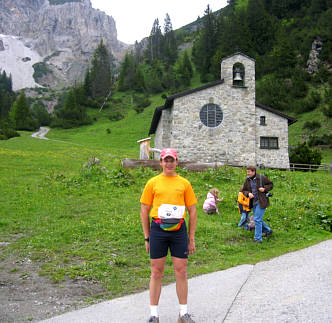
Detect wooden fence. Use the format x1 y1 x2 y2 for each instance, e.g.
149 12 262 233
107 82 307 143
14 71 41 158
289 163 329 173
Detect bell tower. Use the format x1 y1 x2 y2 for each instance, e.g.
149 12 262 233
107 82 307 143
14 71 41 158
220 52 255 93
220 52 257 165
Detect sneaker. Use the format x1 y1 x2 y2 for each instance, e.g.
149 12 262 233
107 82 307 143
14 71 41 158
178 313 195 323
147 316 159 323
253 239 262 243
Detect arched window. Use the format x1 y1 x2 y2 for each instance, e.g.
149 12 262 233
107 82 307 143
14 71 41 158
199 103 223 128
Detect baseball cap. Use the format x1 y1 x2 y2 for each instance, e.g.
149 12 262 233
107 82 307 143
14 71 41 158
160 148 178 160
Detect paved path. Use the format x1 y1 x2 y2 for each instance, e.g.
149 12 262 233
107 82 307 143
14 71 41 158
31 127 50 140
40 239 332 323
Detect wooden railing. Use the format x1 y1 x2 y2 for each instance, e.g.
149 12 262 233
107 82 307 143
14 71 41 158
289 163 329 172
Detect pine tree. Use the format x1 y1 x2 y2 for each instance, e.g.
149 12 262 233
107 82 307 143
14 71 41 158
0 70 12 93
31 101 51 126
192 5 217 81
162 13 177 66
145 19 163 62
133 60 145 92
134 41 144 64
54 88 91 128
10 92 36 131
83 68 92 98
247 0 275 55
0 71 15 119
269 28 296 77
118 51 145 92
118 52 134 91
90 40 115 99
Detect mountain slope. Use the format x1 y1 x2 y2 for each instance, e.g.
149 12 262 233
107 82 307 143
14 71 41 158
0 0 128 89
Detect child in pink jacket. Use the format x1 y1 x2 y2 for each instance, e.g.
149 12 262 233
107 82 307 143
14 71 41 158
203 188 223 215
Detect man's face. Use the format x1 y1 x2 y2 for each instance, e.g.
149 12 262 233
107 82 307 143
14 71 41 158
246 169 255 178
160 156 178 175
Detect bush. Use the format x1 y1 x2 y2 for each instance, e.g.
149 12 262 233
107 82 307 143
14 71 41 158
108 110 124 121
308 134 332 147
289 142 322 170
302 120 321 131
298 90 321 113
85 98 100 109
289 74 308 99
0 118 19 140
322 87 332 118
32 62 53 81
133 95 151 114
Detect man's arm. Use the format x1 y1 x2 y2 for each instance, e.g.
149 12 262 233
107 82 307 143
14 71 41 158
187 204 197 255
140 203 151 253
258 176 273 193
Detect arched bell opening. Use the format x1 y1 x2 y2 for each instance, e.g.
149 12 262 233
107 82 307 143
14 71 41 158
232 63 245 86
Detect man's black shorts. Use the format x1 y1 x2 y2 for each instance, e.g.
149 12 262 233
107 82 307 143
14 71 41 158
150 220 188 259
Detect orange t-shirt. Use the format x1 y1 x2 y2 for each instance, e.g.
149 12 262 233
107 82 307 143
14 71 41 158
140 173 198 220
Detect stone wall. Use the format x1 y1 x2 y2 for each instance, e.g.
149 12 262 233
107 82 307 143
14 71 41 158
255 107 290 169
154 108 172 155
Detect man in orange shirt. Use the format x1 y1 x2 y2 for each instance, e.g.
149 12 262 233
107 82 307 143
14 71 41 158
140 148 197 323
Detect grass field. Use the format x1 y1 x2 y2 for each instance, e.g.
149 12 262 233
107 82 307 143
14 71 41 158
0 102 331 305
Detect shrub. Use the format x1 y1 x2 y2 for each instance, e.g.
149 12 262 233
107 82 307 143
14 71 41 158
302 120 321 131
32 62 53 81
289 142 322 170
108 111 124 121
133 95 151 114
290 74 308 99
322 87 332 118
308 134 332 147
299 90 321 113
85 98 100 109
0 119 20 140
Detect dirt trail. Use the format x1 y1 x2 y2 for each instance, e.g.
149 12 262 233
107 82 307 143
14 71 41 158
0 249 106 322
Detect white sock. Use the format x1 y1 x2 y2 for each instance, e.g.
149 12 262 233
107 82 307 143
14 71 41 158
150 305 158 317
179 304 188 316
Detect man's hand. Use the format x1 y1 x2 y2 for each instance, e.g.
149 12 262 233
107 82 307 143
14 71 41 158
187 204 197 255
140 203 151 254
188 238 196 255
249 192 254 199
258 187 265 192
145 241 150 254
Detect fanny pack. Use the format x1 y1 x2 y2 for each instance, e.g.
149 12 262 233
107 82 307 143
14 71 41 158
155 204 185 231
153 218 184 231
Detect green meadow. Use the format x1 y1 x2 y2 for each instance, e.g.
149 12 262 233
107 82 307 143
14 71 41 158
0 103 331 303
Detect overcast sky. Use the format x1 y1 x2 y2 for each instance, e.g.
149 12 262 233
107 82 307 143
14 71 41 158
91 0 228 44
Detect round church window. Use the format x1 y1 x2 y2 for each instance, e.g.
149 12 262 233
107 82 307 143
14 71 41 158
199 103 223 128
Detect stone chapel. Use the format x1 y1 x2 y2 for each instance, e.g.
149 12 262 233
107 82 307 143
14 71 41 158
148 52 296 169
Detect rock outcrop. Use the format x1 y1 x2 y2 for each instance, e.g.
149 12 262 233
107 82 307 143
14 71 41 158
306 38 323 74
0 0 129 89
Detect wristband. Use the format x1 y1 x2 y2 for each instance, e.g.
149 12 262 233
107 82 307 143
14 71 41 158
144 237 150 242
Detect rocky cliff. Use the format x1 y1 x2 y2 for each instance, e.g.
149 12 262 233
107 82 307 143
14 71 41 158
0 0 128 89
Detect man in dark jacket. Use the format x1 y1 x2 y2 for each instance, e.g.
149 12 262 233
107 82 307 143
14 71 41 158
242 165 273 243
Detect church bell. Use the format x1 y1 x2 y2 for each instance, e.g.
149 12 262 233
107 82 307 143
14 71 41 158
234 69 242 81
